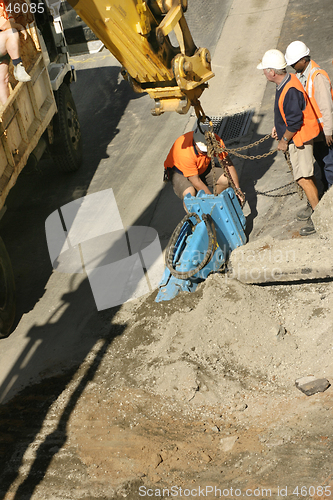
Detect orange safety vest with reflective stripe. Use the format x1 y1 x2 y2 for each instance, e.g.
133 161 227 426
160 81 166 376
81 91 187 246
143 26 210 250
305 59 333 130
278 74 320 147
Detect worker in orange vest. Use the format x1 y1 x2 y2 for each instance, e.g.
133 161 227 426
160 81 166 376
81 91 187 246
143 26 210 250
257 49 320 236
164 123 244 210
285 41 333 221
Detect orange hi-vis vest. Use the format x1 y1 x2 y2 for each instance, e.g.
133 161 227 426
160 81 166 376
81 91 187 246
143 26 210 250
278 74 320 147
164 131 227 177
305 59 333 130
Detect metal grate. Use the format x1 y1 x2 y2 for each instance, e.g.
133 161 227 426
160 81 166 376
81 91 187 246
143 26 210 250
209 110 254 142
208 116 225 135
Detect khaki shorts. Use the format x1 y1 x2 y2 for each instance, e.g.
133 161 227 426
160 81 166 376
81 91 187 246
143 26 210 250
288 140 314 181
170 163 225 199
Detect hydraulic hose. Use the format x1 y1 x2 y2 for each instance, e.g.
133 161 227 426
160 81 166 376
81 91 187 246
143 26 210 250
165 212 216 279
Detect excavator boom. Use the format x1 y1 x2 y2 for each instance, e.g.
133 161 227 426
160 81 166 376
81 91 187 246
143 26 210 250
65 0 214 115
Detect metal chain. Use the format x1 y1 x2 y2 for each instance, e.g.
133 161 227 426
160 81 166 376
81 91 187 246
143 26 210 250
205 131 246 205
255 181 298 197
212 155 217 196
205 129 304 200
206 132 277 160
220 133 278 159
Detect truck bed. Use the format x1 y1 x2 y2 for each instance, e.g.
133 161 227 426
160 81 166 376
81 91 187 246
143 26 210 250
0 26 56 211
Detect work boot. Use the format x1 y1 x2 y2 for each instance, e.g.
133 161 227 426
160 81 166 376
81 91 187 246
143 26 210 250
13 62 31 82
299 219 316 236
297 201 313 221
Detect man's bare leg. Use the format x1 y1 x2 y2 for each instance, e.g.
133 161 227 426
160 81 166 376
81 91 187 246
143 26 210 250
215 174 229 194
182 186 196 212
297 176 319 209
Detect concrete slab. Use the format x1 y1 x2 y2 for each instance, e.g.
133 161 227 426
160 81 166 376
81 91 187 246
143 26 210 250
229 234 333 284
229 153 333 285
312 187 333 238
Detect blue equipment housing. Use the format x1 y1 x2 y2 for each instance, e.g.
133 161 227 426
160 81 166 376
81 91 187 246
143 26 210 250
155 187 247 302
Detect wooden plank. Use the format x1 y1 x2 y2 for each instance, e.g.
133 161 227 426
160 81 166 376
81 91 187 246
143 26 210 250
0 96 56 208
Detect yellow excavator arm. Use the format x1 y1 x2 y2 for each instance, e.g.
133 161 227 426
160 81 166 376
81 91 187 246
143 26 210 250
66 0 214 116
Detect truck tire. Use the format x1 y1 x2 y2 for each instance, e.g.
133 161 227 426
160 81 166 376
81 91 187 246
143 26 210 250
50 83 82 172
0 237 16 338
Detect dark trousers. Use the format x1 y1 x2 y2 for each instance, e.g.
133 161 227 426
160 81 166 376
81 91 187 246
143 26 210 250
313 140 333 191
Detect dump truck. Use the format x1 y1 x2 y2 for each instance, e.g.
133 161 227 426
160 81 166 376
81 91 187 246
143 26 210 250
0 0 83 336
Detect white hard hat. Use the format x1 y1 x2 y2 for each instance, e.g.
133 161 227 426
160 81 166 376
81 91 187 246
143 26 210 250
285 41 310 66
193 123 209 153
257 49 287 70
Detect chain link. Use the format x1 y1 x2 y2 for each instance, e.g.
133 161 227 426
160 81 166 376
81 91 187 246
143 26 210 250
205 129 304 200
255 181 298 197
207 131 277 160
205 131 246 204
219 133 278 159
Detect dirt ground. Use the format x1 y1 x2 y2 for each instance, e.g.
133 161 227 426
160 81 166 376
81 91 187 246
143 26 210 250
1 271 332 499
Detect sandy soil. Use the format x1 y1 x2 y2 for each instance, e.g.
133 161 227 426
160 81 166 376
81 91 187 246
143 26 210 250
1 272 332 499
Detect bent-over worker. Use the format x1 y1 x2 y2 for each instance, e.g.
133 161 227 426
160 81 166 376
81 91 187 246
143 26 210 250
164 124 243 209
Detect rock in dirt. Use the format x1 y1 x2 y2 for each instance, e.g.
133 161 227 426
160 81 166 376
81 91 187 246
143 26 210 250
200 451 212 463
295 376 331 396
220 435 239 452
276 325 287 341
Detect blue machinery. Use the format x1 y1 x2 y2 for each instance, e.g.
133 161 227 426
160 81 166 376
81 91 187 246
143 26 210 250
155 187 247 302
